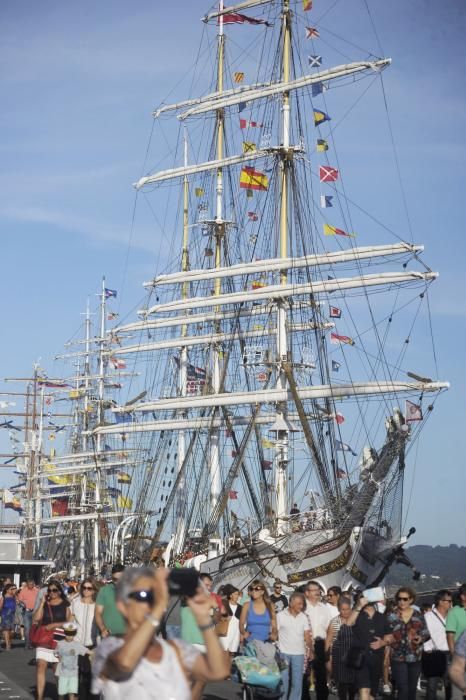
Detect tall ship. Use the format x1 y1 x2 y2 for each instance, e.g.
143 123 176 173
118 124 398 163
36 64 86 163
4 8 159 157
1 0 449 590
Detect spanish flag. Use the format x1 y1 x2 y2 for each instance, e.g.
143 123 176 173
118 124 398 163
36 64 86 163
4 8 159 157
324 224 355 238
240 167 268 191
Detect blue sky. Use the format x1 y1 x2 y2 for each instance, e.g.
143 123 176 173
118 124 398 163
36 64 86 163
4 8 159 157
0 0 464 546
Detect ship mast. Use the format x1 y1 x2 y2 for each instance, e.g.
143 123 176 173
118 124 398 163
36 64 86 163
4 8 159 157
274 0 292 532
174 130 190 555
210 0 226 523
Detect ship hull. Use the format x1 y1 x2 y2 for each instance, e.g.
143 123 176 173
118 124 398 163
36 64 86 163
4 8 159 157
199 526 397 593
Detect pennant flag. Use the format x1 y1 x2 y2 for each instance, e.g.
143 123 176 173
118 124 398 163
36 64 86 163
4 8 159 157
320 195 333 208
261 438 275 449
320 165 339 182
312 82 324 97
195 187 204 197
324 224 355 238
247 211 258 221
313 109 329 125
329 306 342 318
405 400 423 423
242 141 257 153
240 167 268 191
117 471 132 484
107 311 119 321
222 12 271 27
335 412 345 425
240 118 263 128
238 101 247 112
317 138 328 152
252 280 266 289
309 55 322 68
336 440 357 456
336 469 347 479
37 377 70 389
306 26 320 38
117 495 133 509
110 357 127 370
331 333 355 346
303 0 313 10
261 459 273 470
105 288 117 298
234 71 244 83
229 490 238 500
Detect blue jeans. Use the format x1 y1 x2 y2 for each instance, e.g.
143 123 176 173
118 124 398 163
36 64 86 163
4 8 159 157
281 653 304 700
391 660 421 700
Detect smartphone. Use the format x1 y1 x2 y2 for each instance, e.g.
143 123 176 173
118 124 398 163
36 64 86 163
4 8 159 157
168 568 200 598
362 586 385 603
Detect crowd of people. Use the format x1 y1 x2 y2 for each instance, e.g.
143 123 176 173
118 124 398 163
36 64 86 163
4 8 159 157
0 570 465 700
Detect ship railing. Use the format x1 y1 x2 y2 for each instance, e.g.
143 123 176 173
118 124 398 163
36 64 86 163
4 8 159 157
282 509 333 534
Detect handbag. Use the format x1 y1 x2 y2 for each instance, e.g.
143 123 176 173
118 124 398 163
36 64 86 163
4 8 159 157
215 616 230 637
421 650 447 678
345 646 365 670
29 603 57 650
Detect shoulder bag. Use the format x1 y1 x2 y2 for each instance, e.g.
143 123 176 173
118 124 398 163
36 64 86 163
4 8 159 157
29 603 57 650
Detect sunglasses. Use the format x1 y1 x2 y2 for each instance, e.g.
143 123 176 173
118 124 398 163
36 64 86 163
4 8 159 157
82 586 94 591
48 588 60 593
397 596 410 602
441 599 452 603
249 587 264 592
127 589 154 605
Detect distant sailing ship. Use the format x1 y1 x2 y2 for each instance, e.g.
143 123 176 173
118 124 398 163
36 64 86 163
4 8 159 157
0 0 449 590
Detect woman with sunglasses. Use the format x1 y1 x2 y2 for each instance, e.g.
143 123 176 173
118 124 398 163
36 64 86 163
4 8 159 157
0 583 17 650
239 580 277 644
71 578 98 699
33 579 71 700
92 566 230 700
386 587 430 700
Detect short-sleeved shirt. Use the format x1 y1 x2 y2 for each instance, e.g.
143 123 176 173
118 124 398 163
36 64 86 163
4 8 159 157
270 594 288 614
56 640 88 677
18 587 39 611
92 635 200 700
387 609 430 662
277 609 310 655
352 609 391 656
96 584 126 636
446 605 466 642
180 606 204 646
455 630 466 658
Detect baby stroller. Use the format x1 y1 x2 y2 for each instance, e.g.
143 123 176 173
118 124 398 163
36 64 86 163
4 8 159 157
233 641 283 700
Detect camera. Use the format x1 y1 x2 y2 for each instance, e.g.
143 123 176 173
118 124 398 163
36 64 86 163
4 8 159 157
167 568 200 598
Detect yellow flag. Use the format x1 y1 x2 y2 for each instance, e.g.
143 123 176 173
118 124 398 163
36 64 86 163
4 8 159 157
195 187 204 197
117 495 133 509
234 72 244 83
261 438 275 449
242 141 256 154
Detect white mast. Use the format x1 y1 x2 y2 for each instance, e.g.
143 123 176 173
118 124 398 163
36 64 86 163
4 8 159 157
93 278 106 573
174 129 190 556
274 0 292 531
80 299 92 575
210 0 225 524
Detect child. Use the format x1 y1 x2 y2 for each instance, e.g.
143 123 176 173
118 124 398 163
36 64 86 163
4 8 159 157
55 622 90 700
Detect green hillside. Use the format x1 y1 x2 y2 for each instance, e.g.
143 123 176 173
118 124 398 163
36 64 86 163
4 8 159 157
386 544 466 592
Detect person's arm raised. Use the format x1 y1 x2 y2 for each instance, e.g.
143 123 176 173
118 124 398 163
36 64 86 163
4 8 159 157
188 591 230 682
102 569 169 678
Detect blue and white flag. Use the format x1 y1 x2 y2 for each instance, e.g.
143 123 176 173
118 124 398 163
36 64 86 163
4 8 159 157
105 288 117 298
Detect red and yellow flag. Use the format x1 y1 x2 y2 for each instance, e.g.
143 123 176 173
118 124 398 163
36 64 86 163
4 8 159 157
324 224 355 238
303 0 313 10
240 167 268 191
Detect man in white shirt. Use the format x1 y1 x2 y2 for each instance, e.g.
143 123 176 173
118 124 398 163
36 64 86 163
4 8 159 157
304 580 335 700
277 593 312 700
424 589 453 700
